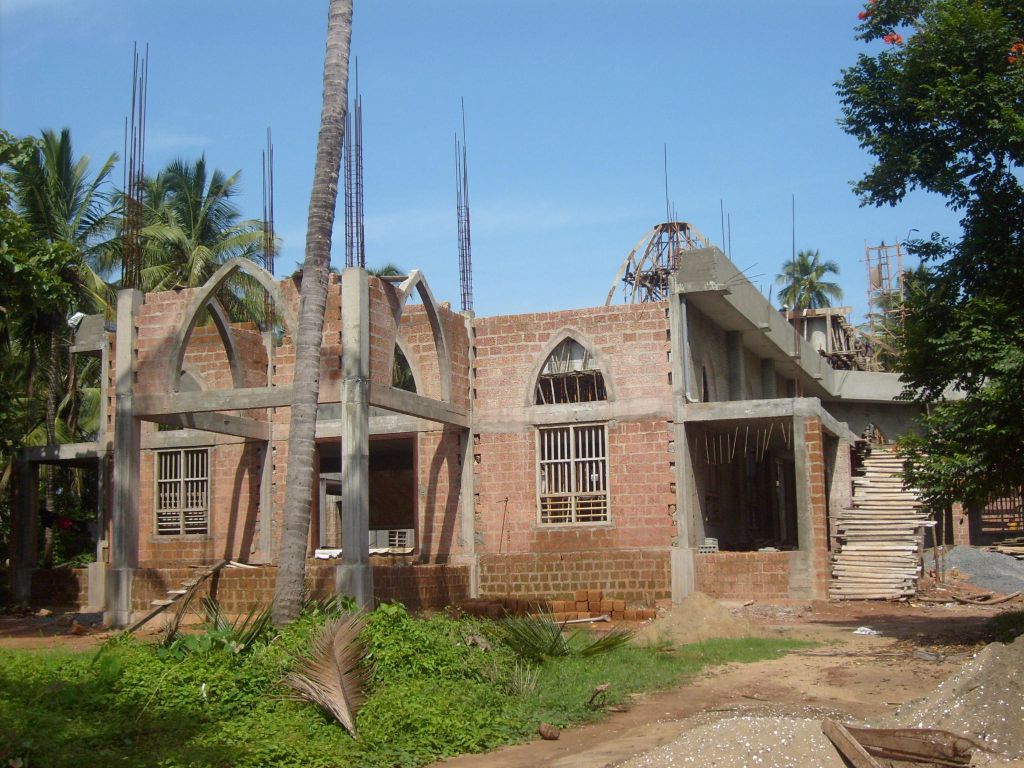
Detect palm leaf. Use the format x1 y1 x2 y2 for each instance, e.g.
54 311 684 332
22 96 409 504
284 612 368 736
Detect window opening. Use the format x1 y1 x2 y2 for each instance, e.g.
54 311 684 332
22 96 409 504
538 423 609 524
156 448 209 535
535 338 607 404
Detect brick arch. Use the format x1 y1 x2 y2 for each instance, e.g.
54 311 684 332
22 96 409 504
525 327 616 407
167 258 297 394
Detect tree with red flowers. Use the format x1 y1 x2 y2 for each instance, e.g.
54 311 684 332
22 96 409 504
838 0 1024 509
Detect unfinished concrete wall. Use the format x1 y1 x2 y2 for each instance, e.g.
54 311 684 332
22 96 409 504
684 303 730 402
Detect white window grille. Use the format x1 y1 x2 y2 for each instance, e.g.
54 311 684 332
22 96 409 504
156 448 210 535
538 423 609 524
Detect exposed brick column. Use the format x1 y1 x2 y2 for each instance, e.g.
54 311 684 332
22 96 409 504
803 417 830 598
950 503 973 545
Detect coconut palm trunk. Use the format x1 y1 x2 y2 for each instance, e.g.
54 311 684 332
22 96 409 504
272 0 353 624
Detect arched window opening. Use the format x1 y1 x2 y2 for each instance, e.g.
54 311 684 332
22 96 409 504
535 338 607 405
392 345 416 393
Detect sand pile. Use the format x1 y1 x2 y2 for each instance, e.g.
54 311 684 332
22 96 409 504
893 634 1024 758
634 591 753 646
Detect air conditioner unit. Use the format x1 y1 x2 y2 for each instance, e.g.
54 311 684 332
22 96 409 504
369 528 415 552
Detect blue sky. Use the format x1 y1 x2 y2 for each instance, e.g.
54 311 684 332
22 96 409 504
1 0 960 321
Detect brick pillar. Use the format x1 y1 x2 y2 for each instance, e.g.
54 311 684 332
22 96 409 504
790 416 829 599
950 502 973 545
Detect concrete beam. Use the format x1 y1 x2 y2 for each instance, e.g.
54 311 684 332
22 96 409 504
145 412 270 441
367 382 469 428
70 313 109 354
21 442 104 465
135 386 295 416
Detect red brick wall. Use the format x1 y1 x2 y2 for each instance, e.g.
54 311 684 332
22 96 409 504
30 568 89 606
130 562 468 614
803 417 830 598
473 302 672 415
694 552 792 599
139 441 264 567
417 428 467 561
478 550 670 605
473 419 675 555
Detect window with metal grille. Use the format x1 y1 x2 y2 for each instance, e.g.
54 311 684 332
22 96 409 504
535 338 607 405
538 423 609 524
156 448 210 535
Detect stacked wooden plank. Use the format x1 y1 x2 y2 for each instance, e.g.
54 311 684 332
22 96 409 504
830 446 932 600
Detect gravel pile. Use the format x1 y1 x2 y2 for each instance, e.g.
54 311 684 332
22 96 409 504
893 634 1024 757
926 546 1024 595
618 716 847 768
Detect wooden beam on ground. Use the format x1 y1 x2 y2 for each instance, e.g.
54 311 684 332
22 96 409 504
822 719 884 768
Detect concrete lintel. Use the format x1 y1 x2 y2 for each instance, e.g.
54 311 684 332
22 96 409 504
21 441 104 465
367 382 469 428
135 386 294 416
146 412 270 441
681 397 858 443
475 398 673 434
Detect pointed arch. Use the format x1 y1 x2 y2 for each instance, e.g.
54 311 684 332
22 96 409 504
527 328 615 406
388 269 452 403
168 257 296 393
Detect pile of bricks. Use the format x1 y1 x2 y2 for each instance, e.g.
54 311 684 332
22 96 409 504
550 589 656 622
457 596 551 618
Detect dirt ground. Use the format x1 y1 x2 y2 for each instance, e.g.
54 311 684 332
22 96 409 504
1 597 1018 767
437 598 1021 768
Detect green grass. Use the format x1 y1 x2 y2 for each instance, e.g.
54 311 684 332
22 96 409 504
0 605 812 768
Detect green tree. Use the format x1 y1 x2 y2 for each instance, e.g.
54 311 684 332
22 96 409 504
774 249 843 309
10 129 116 564
838 0 1024 507
128 156 266 323
273 0 353 623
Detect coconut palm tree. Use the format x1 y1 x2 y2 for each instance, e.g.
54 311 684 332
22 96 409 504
137 157 262 289
775 249 843 310
12 128 117 565
273 0 353 624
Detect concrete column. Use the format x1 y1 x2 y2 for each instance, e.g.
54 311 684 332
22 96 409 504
760 359 777 399
453 312 479 595
667 288 695 602
257 330 276 563
725 331 745 401
106 288 142 627
9 460 39 604
336 267 372 608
